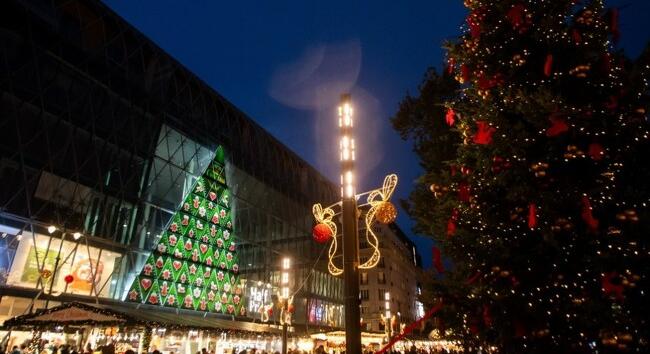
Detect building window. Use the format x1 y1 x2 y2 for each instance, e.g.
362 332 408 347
361 272 368 285
360 256 368 264
378 258 385 268
360 306 368 314
377 272 386 284
378 288 386 300
359 240 369 249
360 289 369 301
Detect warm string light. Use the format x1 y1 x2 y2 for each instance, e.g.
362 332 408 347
338 96 355 199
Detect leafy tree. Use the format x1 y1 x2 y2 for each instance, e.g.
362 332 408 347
393 1 650 352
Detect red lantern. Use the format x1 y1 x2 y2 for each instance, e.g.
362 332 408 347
312 223 332 244
64 274 74 284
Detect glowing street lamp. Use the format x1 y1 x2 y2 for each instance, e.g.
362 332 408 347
312 94 399 354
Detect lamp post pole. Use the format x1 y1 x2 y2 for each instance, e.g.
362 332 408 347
338 94 362 354
281 257 291 354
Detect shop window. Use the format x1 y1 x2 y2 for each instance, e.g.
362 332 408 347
6 232 122 299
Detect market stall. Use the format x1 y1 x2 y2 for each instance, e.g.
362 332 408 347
1 301 283 354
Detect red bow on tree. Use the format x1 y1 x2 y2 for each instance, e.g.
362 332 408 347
445 108 456 126
546 115 569 137
602 272 624 301
473 121 496 144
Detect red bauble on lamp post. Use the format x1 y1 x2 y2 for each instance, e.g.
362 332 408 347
312 223 332 244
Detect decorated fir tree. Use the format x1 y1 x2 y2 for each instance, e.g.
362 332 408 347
125 146 245 316
394 0 649 352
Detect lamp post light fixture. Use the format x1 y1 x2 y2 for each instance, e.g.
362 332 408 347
312 94 399 354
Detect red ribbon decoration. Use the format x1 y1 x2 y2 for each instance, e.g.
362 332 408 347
466 271 481 285
473 121 496 145
588 143 604 161
432 246 444 274
447 208 459 238
546 114 569 137
602 272 624 301
445 108 456 126
581 195 599 232
458 182 471 202
376 301 444 354
528 203 537 228
544 54 553 77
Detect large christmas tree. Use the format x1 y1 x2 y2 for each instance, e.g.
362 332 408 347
393 0 649 352
125 146 245 316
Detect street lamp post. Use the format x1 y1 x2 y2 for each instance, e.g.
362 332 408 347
312 94 398 354
338 94 362 354
280 257 291 354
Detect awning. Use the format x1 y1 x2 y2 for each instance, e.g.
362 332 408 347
2 301 280 334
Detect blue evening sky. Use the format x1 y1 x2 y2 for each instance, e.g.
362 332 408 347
102 0 649 269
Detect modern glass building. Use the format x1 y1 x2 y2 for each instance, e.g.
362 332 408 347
0 0 345 331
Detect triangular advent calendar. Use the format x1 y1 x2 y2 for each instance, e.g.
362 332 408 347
125 146 245 316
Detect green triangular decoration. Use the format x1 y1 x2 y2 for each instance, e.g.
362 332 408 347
141 254 158 278
125 146 242 313
144 280 162 306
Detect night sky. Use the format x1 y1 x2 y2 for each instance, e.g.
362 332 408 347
102 0 649 269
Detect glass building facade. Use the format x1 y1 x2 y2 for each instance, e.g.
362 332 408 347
0 0 342 329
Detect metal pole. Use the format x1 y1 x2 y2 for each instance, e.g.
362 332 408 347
281 321 288 354
45 233 65 309
339 94 362 354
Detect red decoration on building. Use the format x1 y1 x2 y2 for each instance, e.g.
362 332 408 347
432 246 444 274
64 274 74 284
544 54 553 77
473 121 496 145
312 223 332 244
445 108 456 126
528 203 537 228
581 196 599 232
546 115 569 137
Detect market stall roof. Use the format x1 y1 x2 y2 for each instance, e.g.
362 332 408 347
2 302 134 328
3 302 280 334
310 330 387 345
